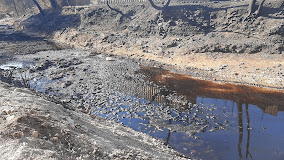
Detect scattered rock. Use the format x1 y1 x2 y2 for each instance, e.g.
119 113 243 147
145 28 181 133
66 117 74 125
29 109 36 114
6 115 15 121
106 57 114 61
62 81 72 88
12 132 22 138
219 65 228 70
1 110 8 115
50 137 59 143
31 131 39 138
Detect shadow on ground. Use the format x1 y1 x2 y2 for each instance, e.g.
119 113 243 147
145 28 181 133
160 4 248 32
22 9 81 35
0 31 43 41
261 6 284 19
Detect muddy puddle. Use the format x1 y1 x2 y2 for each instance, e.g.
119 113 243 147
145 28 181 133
133 67 284 159
89 66 284 160
2 53 284 160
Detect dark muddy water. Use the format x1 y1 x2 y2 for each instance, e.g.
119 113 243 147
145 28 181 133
1 54 284 160
91 66 284 160
134 67 284 160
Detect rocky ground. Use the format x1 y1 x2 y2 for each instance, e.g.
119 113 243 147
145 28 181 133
15 0 282 88
0 22 191 159
0 0 284 159
0 81 187 160
1 0 283 88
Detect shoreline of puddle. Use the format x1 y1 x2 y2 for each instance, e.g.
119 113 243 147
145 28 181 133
0 53 283 160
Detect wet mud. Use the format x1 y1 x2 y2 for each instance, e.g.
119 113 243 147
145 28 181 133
1 49 283 160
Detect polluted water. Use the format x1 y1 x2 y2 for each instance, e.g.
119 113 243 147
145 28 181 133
3 53 284 160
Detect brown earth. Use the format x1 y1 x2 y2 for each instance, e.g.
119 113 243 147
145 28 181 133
0 0 284 159
15 0 281 89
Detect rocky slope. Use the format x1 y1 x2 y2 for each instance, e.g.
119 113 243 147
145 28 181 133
0 81 187 159
12 0 283 88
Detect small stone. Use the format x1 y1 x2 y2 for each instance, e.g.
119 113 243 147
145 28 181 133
85 106 91 114
42 122 50 129
12 132 22 138
62 81 72 88
219 64 228 70
106 57 114 61
1 110 7 115
50 137 59 142
66 117 74 125
23 128 30 136
206 67 214 71
93 146 99 154
31 131 39 138
30 109 36 114
6 115 15 121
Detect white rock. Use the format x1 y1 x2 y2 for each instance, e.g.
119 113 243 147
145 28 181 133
106 57 114 61
66 117 74 125
6 115 15 121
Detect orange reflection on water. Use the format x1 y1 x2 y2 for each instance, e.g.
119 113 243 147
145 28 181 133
139 66 284 113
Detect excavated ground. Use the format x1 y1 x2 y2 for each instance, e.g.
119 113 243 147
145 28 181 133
2 0 283 88
0 0 284 159
40 1 283 88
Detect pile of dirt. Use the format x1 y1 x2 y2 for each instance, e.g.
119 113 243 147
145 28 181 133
45 0 283 53
7 1 281 54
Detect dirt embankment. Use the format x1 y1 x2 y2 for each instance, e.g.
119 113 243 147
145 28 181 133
12 0 283 88
0 81 187 159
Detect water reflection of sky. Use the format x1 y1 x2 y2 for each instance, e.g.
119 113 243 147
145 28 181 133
0 61 34 70
91 67 284 160
93 93 284 160
195 97 284 160
9 59 283 160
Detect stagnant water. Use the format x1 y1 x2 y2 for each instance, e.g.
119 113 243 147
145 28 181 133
91 66 284 160
1 57 283 160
